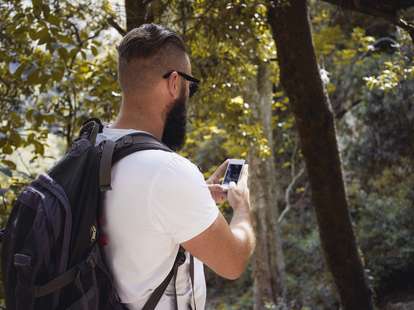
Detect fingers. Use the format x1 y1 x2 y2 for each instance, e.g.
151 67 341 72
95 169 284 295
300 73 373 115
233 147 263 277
208 184 225 193
238 164 249 190
208 184 227 204
208 159 229 184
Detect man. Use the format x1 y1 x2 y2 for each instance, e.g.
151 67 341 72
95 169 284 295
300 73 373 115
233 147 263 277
97 24 255 309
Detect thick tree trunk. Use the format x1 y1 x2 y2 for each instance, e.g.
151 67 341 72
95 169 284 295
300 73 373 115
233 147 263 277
124 0 153 31
267 1 374 309
248 62 286 309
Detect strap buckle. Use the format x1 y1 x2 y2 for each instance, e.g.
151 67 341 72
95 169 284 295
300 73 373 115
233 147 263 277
175 247 186 266
121 135 133 146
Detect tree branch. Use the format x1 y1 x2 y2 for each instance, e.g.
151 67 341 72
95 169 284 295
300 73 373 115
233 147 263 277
278 167 305 223
321 0 414 43
335 99 362 119
107 17 126 36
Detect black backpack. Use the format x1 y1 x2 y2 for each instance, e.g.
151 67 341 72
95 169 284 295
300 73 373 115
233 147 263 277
0 118 194 310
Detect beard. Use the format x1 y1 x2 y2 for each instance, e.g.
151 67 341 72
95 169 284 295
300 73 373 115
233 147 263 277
161 86 187 151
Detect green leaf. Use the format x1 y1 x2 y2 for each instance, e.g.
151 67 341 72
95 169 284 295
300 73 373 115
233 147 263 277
68 48 79 60
3 144 13 155
57 34 74 45
52 67 65 81
2 160 16 170
33 140 45 156
0 166 12 177
91 45 98 56
32 0 42 9
13 63 27 79
47 14 61 26
32 0 43 16
57 47 68 61
42 4 50 18
27 68 41 84
25 109 34 122
37 27 51 45
9 131 23 147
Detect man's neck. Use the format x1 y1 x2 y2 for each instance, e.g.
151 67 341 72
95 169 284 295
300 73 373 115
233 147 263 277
110 111 164 140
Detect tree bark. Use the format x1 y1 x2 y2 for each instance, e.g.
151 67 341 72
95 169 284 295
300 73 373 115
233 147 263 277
267 1 374 309
124 0 154 31
248 62 286 309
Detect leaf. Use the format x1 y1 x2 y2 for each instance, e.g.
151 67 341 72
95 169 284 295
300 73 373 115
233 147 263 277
0 167 12 177
2 160 16 170
42 4 50 18
32 0 42 9
47 14 61 26
52 67 65 82
57 34 74 45
27 68 41 84
91 45 98 56
37 27 51 45
32 0 43 16
57 47 68 61
3 144 13 155
25 109 34 122
33 140 45 156
9 131 23 147
68 48 79 60
13 63 27 78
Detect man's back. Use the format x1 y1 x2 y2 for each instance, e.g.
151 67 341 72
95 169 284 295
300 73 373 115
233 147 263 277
97 127 219 309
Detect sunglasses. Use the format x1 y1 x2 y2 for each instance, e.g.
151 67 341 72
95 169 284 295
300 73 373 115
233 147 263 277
162 70 200 97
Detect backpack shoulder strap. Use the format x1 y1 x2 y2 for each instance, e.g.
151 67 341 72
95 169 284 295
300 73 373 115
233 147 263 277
79 118 103 144
99 132 172 192
142 246 186 310
112 132 172 165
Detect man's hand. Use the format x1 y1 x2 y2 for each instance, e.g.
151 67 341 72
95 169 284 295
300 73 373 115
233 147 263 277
206 159 229 204
208 184 227 204
227 164 250 212
206 159 229 185
182 162 255 280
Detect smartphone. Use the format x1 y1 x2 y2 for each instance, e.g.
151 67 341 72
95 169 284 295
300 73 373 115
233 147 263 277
221 159 245 190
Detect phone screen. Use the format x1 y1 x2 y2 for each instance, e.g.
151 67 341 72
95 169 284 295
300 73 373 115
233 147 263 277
223 164 243 185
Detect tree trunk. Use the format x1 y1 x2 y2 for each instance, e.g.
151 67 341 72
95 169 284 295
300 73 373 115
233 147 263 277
124 0 153 31
267 1 374 309
248 61 286 309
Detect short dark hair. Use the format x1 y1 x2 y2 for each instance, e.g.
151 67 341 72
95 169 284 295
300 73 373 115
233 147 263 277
117 24 188 94
117 24 186 60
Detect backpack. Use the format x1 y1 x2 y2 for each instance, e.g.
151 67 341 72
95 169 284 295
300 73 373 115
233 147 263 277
0 118 194 310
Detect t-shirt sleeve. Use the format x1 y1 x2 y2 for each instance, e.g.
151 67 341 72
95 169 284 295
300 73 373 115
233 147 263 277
149 153 219 244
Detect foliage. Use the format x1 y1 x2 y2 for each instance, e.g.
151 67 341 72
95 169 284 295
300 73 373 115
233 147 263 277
1 0 414 309
0 0 118 172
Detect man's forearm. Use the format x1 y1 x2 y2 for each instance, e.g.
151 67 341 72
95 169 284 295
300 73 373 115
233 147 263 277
229 208 256 266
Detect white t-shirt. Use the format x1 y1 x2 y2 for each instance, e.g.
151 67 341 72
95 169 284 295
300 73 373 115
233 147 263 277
96 127 219 310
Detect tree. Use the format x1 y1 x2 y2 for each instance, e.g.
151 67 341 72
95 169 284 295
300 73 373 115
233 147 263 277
248 61 286 308
267 1 374 309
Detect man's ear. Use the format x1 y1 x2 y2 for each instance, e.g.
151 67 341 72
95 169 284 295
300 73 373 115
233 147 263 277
166 71 181 100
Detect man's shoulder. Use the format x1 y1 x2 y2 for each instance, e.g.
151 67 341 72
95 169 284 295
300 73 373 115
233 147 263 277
116 149 199 177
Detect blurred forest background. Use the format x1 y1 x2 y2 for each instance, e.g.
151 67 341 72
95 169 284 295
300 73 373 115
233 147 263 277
1 0 414 309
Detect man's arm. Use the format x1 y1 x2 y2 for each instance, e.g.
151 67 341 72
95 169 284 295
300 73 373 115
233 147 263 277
181 165 256 280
